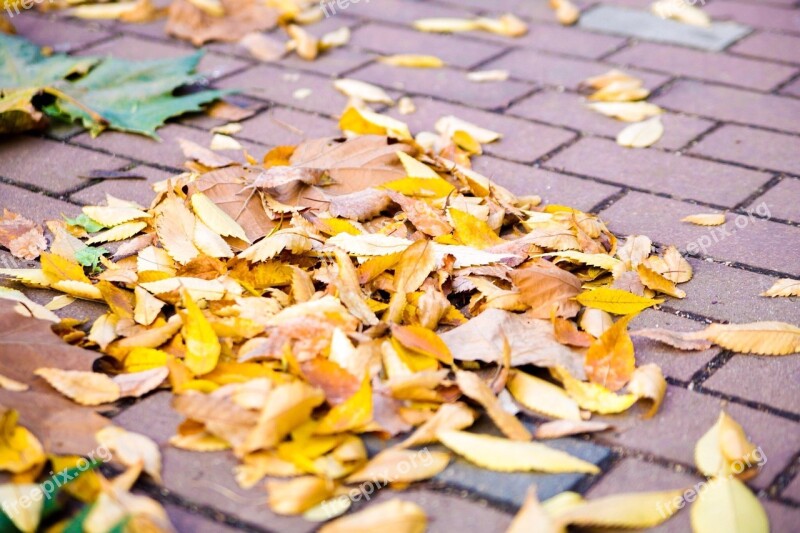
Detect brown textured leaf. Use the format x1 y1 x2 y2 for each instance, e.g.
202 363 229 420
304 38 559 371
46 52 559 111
166 0 278 46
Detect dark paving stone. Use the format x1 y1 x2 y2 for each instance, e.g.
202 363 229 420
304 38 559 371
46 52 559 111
10 12 115 53
348 62 535 110
0 137 127 194
668 258 800 325
386 97 576 163
545 137 770 206
586 457 701 532
0 183 77 223
578 5 751 52
349 22 508 69
470 156 621 212
484 48 670 91
747 179 800 224
729 31 800 65
70 165 173 208
77 35 251 80
70 124 263 171
630 310 720 381
704 1 800 34
703 354 800 414
593 385 799 489
599 192 800 276
653 80 800 135
690 124 800 174
509 90 714 151
608 41 798 92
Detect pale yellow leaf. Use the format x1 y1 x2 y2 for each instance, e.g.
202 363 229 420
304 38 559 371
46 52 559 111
466 69 510 82
506 487 561 533
346 448 450 484
538 250 622 271
155 196 200 264
96 426 162 482
507 370 582 421
695 411 759 477
34 368 121 406
0 484 44 532
761 278 800 298
681 213 726 226
238 229 314 262
456 371 532 441
652 0 711 27
435 115 502 143
82 206 150 227
690 477 768 533
585 101 663 122
210 133 242 151
701 321 800 355
193 220 233 258
85 221 147 245
626 363 666 418
412 17 479 33
190 192 249 242
181 291 221 376
555 489 685 528
616 117 663 148
576 288 663 315
378 54 444 68
554 368 638 414
333 79 394 104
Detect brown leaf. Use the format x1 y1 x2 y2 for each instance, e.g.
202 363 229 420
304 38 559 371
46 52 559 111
166 0 278 46
0 209 46 260
510 261 581 319
584 314 636 392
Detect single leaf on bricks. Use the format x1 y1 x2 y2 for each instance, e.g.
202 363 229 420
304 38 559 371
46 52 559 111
180 291 221 376
333 78 394 105
701 321 800 355
378 54 444 68
95 425 162 482
691 478 768 533
266 475 334 515
584 314 637 392
534 420 611 440
761 279 800 298
681 213 726 226
437 430 599 474
616 117 664 148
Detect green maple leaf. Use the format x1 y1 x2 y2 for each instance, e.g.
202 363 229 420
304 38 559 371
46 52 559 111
0 33 229 138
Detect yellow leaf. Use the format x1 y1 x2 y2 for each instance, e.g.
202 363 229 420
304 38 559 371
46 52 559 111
381 177 455 198
333 78 394 104
475 14 528 37
238 229 314 262
466 69 510 83
49 455 101 502
695 411 760 478
328 232 412 256
681 213 726 226
539 250 622 271
155 196 200 264
455 371 531 441
437 430 599 474
319 499 427 533
761 278 800 298
266 475 334 515
412 17 480 33
398 402 476 448
585 314 636 391
191 192 250 242
555 489 685 529
0 410 45 474
506 486 560 533
181 291 221 376
0 483 44 531
96 426 162 482
652 0 711 27
391 324 453 365
34 368 121 406
85 221 147 245
448 208 504 249
507 370 582 421
51 280 103 301
316 374 372 435
395 151 439 179
41 252 90 284
637 263 686 298
123 347 169 373
616 117 664 148
554 368 637 414
701 321 800 355
346 448 450 484
691 477 768 533
378 54 444 68
626 363 666 418
576 287 663 315
551 0 580 25
435 115 502 144
193 219 233 258
82 205 150 227
338 106 412 140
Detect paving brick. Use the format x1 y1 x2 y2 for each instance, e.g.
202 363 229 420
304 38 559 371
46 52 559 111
630 310 720 381
484 48 670 90
705 1 800 34
348 62 535 110
349 23 508 69
729 32 800 65
10 13 115 53
336 0 478 25
436 0 591 23
70 124 263 171
386 97 576 163
235 107 341 147
480 24 627 60
0 183 76 223
778 76 800 98
586 458 701 532
747 178 800 223
599 192 800 276
358 488 513 532
578 4 751 52
783 473 800 502
703 354 800 414
113 393 316 533
470 156 621 211
278 47 374 78
0 137 126 194
654 80 800 135
545 137 770 206
70 165 172 208
689 125 800 174
162 505 242 533
594 385 799 489
77 35 251 80
609 42 798 92
509 90 714 151
763 500 800 533
216 65 363 116
667 258 800 325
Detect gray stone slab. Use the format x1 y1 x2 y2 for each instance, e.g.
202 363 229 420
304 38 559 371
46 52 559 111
579 5 751 52
364 416 611 508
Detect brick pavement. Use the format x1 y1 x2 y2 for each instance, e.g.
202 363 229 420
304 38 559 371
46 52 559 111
1 1 799 531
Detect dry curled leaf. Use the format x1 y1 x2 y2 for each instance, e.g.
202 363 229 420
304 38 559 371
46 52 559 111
681 213 726 226
701 321 800 355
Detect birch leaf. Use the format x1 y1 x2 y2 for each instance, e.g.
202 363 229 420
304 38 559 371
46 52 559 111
584 314 636 392
435 115 502 143
345 448 450 484
637 264 686 298
437 430 599 474
691 477 768 533
631 327 712 350
191 192 250 242
586 101 662 122
398 402 476 448
626 363 666 418
95 426 162 482
181 291 221 375
576 288 663 315
554 368 638 414
320 499 427 533
761 278 800 298
34 368 121 406
378 54 444 68
701 321 800 355
681 213 726 226
695 411 758 478
555 489 685 528
616 117 663 148
507 370 582 421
